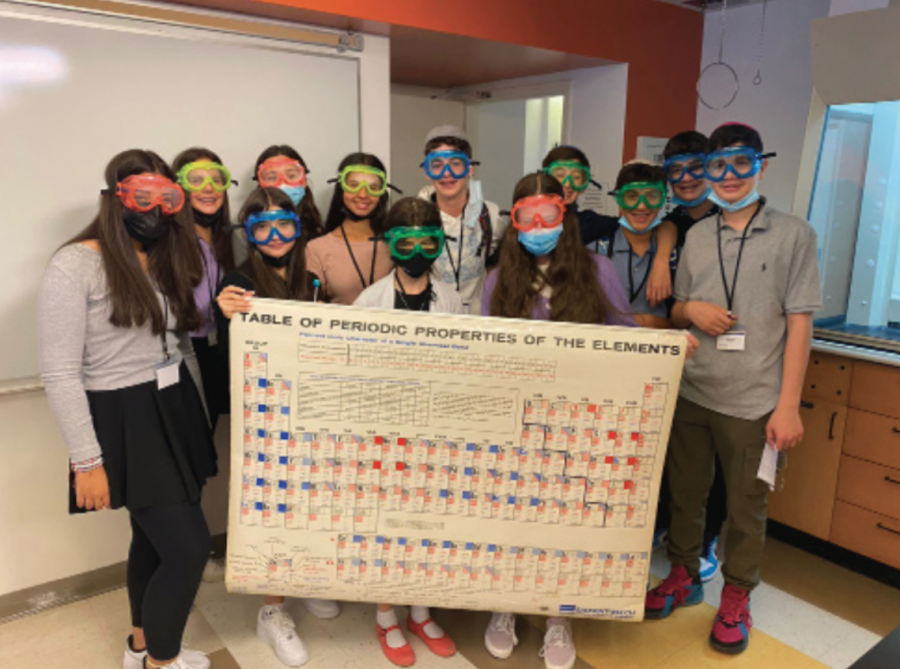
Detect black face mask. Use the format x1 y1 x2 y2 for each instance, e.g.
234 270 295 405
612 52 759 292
261 250 292 269
342 205 370 223
192 208 221 229
396 253 435 279
123 207 170 248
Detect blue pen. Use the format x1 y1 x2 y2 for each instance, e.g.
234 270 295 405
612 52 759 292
312 278 321 302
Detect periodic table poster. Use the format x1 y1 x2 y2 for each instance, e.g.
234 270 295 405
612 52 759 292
225 300 686 621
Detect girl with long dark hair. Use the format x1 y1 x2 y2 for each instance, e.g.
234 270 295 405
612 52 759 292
38 149 217 669
305 153 395 304
214 187 332 667
254 145 324 239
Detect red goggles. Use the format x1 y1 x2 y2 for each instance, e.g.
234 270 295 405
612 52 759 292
257 156 307 188
115 174 185 214
510 194 566 231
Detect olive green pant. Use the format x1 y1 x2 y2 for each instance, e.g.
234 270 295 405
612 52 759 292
665 397 771 592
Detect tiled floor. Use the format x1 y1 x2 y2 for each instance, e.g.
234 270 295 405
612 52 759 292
1 538 894 669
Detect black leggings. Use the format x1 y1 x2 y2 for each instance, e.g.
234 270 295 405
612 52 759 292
128 502 210 661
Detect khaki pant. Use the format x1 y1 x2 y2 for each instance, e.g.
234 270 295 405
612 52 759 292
666 397 771 592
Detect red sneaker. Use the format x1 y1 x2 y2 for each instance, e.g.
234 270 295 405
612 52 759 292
408 616 457 657
645 563 704 620
377 625 416 667
710 585 753 655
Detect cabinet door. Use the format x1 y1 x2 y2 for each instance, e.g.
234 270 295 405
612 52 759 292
768 400 846 540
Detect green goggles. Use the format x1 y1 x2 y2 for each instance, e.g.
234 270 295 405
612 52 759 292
613 181 667 210
337 165 388 196
545 160 591 192
384 226 445 260
176 161 234 193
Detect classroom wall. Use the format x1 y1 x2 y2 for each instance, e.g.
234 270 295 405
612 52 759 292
186 0 702 163
695 0 831 212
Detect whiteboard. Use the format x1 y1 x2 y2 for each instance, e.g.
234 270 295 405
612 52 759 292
0 2 361 384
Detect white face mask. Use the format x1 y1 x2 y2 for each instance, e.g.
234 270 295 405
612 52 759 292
708 188 760 213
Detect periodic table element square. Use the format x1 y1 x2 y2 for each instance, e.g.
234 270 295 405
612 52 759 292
243 352 268 380
546 402 571 428
521 425 546 450
514 548 538 592
495 445 517 472
575 403 598 429
358 436 383 462
474 444 499 470
243 377 268 406
566 451 592 478
523 399 549 425
644 383 669 409
337 435 361 462
594 404 619 432
266 378 292 406
405 441 428 466
636 432 659 458
618 407 642 433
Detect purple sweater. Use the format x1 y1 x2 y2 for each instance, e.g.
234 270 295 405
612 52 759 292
481 254 636 326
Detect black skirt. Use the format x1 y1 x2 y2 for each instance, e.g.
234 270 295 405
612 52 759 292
72 362 218 513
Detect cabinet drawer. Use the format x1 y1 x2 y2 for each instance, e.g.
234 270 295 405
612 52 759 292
850 361 900 418
836 456 900 520
831 501 900 570
843 409 900 470
803 352 852 405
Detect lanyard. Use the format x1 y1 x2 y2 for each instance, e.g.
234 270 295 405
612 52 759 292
200 241 220 327
443 220 465 292
716 205 762 314
622 231 656 304
160 292 171 361
395 272 430 311
340 224 378 291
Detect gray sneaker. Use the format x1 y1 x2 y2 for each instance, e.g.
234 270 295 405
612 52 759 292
484 612 518 659
540 619 575 669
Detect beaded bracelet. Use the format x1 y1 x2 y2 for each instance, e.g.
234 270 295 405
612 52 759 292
71 456 104 473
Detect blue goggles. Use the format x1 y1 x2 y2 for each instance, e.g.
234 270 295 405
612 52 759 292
704 147 775 182
421 150 476 180
244 210 301 245
663 153 707 184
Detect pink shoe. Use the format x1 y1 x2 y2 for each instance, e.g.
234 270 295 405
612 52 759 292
710 584 753 655
408 616 456 657
645 563 704 620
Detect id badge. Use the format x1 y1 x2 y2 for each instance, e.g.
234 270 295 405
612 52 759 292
156 359 180 390
717 328 746 351
207 329 218 347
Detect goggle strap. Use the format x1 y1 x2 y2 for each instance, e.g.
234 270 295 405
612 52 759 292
590 179 604 191
761 152 777 160
387 183 403 195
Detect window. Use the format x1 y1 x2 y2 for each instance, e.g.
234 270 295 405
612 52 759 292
809 101 900 353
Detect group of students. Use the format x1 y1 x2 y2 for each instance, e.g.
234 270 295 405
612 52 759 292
37 120 821 669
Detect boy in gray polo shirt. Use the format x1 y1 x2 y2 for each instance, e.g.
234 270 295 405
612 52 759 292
645 124 822 655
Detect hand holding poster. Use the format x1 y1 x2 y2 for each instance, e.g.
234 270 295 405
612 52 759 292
226 301 686 621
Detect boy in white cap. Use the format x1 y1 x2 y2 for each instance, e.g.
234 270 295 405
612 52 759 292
418 125 507 313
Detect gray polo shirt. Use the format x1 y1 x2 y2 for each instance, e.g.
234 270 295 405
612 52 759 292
608 228 668 319
674 205 822 420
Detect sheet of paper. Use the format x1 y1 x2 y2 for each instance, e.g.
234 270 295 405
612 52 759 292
225 301 687 622
757 442 779 491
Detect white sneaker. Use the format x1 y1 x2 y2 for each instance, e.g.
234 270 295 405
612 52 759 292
540 619 576 669
123 639 210 669
484 612 518 660
303 598 341 619
201 557 226 583
257 606 309 667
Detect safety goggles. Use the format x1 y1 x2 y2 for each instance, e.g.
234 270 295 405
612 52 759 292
612 181 667 211
663 154 706 184
422 151 475 180
704 147 775 182
510 194 566 231
384 226 445 260
177 161 234 193
114 174 185 214
244 210 301 245
256 156 307 188
337 165 388 197
544 161 591 192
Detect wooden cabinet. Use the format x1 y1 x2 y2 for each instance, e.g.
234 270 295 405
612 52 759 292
803 352 853 404
768 400 846 540
849 360 900 417
843 409 900 471
831 501 900 571
836 455 900 520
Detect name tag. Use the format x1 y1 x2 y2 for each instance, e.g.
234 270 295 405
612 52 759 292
156 360 180 390
717 332 746 351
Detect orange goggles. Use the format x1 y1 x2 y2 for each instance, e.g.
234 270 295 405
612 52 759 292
115 175 185 214
510 194 566 231
256 156 307 188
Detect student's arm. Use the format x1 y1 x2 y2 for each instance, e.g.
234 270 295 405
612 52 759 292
647 221 676 306
634 314 673 329
214 271 255 367
671 236 734 335
767 313 813 451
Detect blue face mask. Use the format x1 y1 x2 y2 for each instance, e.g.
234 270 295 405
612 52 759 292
618 210 664 236
671 186 712 208
280 185 306 206
518 226 563 256
708 188 760 213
